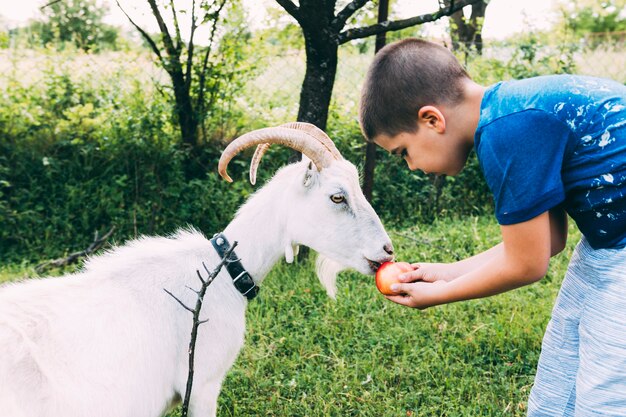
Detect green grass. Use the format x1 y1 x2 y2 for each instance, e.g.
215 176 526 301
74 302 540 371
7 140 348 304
2 216 580 416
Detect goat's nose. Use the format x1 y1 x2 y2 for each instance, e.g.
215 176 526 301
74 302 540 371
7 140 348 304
383 243 394 256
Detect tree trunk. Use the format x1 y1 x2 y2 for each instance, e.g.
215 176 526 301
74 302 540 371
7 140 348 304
362 0 389 202
169 69 198 149
288 28 338 166
297 35 338 129
446 0 487 54
294 30 338 260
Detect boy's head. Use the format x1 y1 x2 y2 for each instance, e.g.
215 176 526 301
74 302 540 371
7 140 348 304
359 38 470 142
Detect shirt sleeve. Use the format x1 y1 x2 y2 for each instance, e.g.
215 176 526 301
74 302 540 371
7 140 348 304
476 109 572 225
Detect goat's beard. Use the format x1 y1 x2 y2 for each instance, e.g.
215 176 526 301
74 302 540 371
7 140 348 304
315 254 346 299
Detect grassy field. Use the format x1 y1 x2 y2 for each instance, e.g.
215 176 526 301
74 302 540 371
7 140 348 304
1 215 580 416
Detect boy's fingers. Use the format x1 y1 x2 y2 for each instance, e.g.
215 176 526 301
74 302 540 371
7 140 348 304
398 270 423 282
390 283 410 293
385 294 414 307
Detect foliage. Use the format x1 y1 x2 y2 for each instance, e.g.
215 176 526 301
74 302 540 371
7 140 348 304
0 30 9 49
0 49 257 262
249 6 304 54
25 0 123 52
465 35 578 83
193 4 258 143
561 0 626 37
1 15 618 262
118 0 254 149
0 27 589 261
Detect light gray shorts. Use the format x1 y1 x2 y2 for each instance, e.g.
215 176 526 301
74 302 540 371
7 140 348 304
528 238 626 416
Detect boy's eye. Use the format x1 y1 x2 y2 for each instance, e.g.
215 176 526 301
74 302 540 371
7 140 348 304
400 149 408 158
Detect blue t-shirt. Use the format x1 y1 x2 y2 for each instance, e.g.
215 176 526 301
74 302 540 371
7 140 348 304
475 74 626 249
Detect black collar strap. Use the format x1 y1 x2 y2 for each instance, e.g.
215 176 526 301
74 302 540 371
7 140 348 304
210 233 259 300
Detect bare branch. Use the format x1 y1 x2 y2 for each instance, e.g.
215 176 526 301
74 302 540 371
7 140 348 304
185 285 201 295
202 261 211 275
163 288 195 313
196 0 227 111
166 241 239 417
147 0 178 58
196 269 207 285
185 0 198 90
275 0 301 22
35 227 116 273
331 0 370 32
170 0 183 53
40 0 62 10
337 0 482 44
116 1 166 66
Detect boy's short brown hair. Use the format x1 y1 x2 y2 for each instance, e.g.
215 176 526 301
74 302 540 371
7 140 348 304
359 38 470 141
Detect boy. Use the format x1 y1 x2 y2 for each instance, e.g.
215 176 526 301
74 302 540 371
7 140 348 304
359 38 626 416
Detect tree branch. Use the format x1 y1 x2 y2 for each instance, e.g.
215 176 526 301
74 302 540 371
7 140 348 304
196 0 226 112
331 0 370 32
116 1 166 66
275 0 301 22
337 0 482 44
40 0 62 10
164 242 239 417
170 0 183 53
147 0 178 58
35 227 116 273
185 0 198 90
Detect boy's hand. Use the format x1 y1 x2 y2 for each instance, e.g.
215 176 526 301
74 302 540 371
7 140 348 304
383 211 555 310
398 262 457 283
383 262 458 309
385 280 449 309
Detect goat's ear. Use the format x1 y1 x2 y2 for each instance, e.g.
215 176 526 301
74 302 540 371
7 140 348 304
302 160 318 188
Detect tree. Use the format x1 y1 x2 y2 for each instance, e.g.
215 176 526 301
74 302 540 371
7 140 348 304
442 0 489 54
274 0 483 194
39 0 120 51
276 0 479 131
362 0 388 202
118 0 246 149
562 0 626 38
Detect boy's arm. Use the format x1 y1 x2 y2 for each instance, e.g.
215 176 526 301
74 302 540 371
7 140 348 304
548 206 568 255
399 207 568 283
387 211 554 309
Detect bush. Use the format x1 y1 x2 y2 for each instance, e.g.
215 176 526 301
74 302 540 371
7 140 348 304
0 52 257 262
0 33 583 261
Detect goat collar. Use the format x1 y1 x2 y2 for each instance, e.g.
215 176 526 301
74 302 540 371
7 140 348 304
210 233 259 301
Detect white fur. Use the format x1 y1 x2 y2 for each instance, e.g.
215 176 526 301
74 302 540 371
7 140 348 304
0 159 392 417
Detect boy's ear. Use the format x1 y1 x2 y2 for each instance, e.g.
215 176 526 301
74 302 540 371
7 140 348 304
418 106 446 133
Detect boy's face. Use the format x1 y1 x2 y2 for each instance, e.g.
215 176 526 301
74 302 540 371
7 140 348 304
373 105 471 176
374 129 465 176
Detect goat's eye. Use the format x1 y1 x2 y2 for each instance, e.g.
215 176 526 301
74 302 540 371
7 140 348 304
330 194 345 204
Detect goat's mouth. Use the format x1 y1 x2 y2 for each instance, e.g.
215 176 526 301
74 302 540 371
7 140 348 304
366 258 382 273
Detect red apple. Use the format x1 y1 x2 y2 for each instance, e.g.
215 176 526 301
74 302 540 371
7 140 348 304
375 261 413 295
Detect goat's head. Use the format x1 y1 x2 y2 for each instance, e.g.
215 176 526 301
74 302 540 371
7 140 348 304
218 123 394 297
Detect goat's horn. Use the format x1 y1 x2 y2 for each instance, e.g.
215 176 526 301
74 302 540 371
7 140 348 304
218 127 336 183
280 122 343 160
249 143 270 185
247 123 342 185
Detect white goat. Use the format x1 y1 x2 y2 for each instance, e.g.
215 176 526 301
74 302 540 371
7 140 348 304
0 123 393 417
